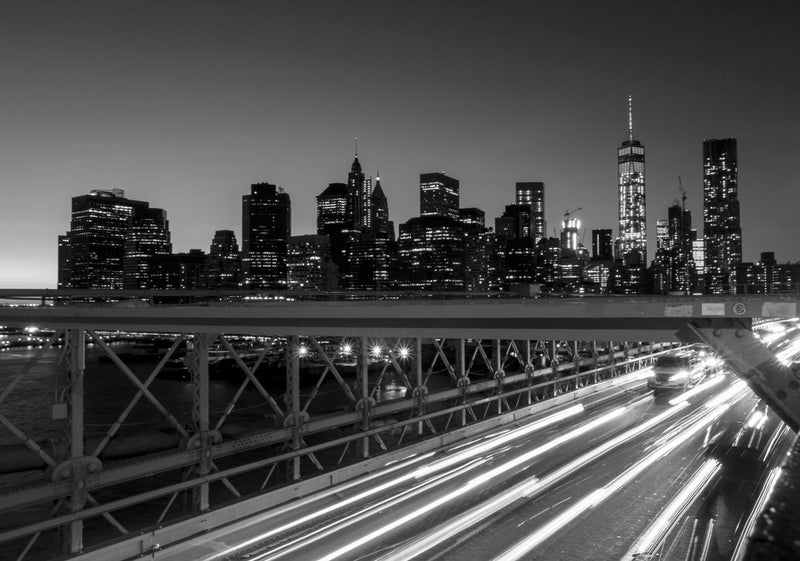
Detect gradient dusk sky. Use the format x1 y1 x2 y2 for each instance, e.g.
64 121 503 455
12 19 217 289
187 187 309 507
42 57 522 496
1 0 798 288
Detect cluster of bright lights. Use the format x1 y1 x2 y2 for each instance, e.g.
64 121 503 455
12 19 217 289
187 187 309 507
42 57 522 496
297 344 308 357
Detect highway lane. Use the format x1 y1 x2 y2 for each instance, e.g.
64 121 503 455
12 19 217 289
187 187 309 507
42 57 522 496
197 369 731 561
152 335 798 561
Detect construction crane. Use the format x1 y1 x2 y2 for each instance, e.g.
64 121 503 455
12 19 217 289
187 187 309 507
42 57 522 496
678 176 687 211
564 207 582 221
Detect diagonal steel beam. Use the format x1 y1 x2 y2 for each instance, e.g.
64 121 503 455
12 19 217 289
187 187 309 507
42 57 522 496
91 335 185 458
87 331 189 439
678 318 800 432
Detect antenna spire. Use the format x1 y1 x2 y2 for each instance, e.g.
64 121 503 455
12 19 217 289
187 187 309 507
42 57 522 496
627 95 633 141
355 136 358 157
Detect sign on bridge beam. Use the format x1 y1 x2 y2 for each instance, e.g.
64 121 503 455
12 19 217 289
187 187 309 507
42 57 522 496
0 295 797 342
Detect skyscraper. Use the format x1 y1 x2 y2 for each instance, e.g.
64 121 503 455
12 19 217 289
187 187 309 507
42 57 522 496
348 150 371 231
370 174 394 241
516 182 545 242
242 183 291 289
317 183 351 234
123 206 172 289
591 229 613 261
420 172 459 220
65 189 150 289
203 230 241 289
617 96 646 265
317 182 354 277
703 138 742 294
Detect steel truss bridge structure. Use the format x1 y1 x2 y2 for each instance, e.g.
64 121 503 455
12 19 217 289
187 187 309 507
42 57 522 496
0 293 799 561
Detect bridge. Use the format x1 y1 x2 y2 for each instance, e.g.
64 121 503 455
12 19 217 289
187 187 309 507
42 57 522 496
0 292 798 560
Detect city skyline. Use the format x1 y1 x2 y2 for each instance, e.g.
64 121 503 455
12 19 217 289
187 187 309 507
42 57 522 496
1 1 798 287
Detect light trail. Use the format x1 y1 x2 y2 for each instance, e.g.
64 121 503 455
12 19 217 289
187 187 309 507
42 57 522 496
668 374 726 406
306 405 627 561
200 403 584 560
492 393 747 561
377 399 691 561
730 466 784 561
251 457 490 561
620 459 721 561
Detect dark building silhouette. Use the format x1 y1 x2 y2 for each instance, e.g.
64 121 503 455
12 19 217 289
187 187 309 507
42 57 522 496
420 172 459 220
150 249 206 290
703 138 742 294
617 96 647 266
203 230 241 289
497 204 534 240
57 234 71 289
515 182 545 242
370 174 394 241
592 229 613 261
316 182 355 278
123 207 172 289
459 207 485 228
64 189 150 289
242 183 290 289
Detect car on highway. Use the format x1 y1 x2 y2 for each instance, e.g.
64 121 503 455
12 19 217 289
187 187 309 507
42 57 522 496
647 346 720 391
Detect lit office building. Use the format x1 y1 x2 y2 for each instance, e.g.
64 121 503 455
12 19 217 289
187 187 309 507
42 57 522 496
617 96 647 265
242 183 291 289
692 236 704 292
64 188 150 289
516 182 545 242
703 138 742 294
464 229 503 292
287 234 337 290
397 215 464 290
348 153 372 230
561 218 581 251
123 207 172 289
420 172 459 221
348 236 396 290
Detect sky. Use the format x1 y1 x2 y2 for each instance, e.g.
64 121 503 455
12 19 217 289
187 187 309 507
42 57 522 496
0 0 798 288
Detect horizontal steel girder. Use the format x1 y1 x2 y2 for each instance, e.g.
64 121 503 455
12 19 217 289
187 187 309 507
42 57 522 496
1 295 795 340
678 318 800 432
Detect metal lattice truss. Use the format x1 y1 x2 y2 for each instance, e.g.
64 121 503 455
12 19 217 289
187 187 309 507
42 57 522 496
0 328 679 560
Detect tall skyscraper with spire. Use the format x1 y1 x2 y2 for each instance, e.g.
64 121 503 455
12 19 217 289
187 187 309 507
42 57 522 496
348 139 372 231
617 95 647 264
703 138 741 293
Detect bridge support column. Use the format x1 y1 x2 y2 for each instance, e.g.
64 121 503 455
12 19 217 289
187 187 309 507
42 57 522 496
61 329 86 555
678 318 800 431
188 333 213 512
359 336 370 457
286 335 301 480
416 337 424 434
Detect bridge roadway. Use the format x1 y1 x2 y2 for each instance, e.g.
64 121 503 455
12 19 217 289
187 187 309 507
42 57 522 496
1 293 799 560
1 293 798 341
149 368 792 561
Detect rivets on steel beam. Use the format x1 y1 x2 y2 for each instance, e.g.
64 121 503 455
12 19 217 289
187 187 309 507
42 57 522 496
712 329 722 337
735 329 746 338
777 390 788 400
789 380 799 391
